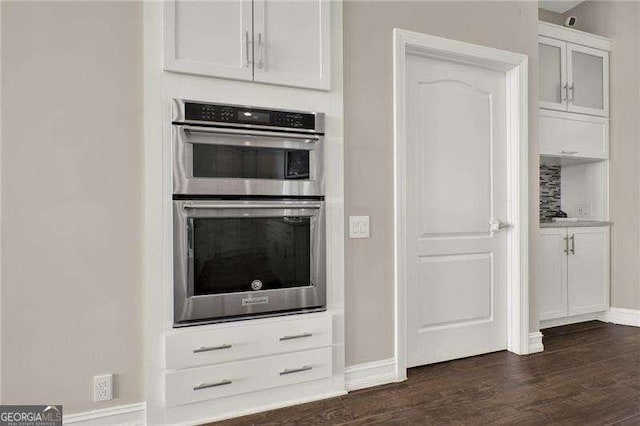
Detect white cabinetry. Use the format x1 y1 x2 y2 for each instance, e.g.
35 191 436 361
538 227 609 322
539 110 608 159
567 227 610 316
164 313 334 408
539 228 568 320
539 24 610 117
253 0 330 89
164 0 253 81
164 0 330 90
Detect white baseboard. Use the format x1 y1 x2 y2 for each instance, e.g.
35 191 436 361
606 307 640 327
528 331 544 354
345 358 399 391
540 311 606 329
63 402 145 425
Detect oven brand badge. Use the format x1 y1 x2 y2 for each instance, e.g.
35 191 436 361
242 296 269 306
251 279 263 291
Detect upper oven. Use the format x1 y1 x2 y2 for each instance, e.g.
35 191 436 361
172 99 325 197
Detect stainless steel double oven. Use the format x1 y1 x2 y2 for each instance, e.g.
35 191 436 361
172 99 326 326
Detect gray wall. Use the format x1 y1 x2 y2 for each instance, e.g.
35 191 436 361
563 1 640 310
1 1 144 413
343 1 540 366
538 8 566 25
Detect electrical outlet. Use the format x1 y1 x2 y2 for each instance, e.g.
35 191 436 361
94 374 113 402
576 204 591 218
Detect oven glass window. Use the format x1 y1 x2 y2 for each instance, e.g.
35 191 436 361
192 144 310 180
191 217 312 295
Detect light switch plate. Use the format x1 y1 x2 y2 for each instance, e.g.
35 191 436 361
349 216 370 239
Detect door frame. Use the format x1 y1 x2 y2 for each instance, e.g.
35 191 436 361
393 29 530 381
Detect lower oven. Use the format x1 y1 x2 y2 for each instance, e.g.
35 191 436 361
173 199 326 326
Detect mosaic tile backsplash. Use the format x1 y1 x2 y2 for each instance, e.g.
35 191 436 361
540 164 561 221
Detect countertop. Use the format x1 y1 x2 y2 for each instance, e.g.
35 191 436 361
540 220 612 228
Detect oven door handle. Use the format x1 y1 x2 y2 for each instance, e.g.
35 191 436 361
183 202 322 210
180 125 321 142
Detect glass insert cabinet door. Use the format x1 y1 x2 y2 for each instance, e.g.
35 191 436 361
539 36 567 111
538 35 609 117
567 43 609 116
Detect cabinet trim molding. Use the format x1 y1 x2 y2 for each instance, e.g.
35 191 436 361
539 21 611 52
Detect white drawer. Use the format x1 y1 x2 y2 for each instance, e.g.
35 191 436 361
540 110 609 159
166 314 332 370
165 347 332 407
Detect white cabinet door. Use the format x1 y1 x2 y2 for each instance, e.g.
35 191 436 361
567 227 609 316
567 43 609 117
538 228 568 320
164 0 253 81
539 36 568 112
253 0 331 90
539 110 609 159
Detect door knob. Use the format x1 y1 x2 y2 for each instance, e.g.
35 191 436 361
489 219 511 232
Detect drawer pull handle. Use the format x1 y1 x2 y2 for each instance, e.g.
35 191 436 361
280 366 312 376
279 332 312 341
193 344 232 353
561 150 579 155
193 380 232 391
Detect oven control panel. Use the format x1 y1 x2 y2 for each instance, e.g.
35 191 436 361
182 101 320 132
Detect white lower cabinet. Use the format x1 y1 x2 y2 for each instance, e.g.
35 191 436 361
539 228 568 320
164 313 334 407
166 347 332 407
567 227 610 315
166 315 331 370
538 226 609 322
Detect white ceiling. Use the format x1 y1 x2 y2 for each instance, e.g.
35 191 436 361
539 0 585 13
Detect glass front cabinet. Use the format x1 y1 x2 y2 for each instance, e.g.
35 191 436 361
539 35 609 117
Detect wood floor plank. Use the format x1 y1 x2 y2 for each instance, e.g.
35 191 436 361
206 321 640 425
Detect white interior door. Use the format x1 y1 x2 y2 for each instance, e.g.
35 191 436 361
405 53 508 367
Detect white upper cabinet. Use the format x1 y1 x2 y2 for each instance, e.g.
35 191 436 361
539 109 609 159
539 36 567 111
164 0 253 81
567 44 609 116
538 23 610 117
253 0 330 90
164 0 331 91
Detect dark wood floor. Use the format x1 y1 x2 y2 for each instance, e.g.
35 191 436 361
212 321 640 425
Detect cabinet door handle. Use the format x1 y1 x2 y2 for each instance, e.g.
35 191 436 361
279 332 312 341
193 344 232 353
564 236 569 255
193 380 232 391
257 32 264 69
562 83 568 102
245 31 251 67
280 366 312 376
570 234 575 255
